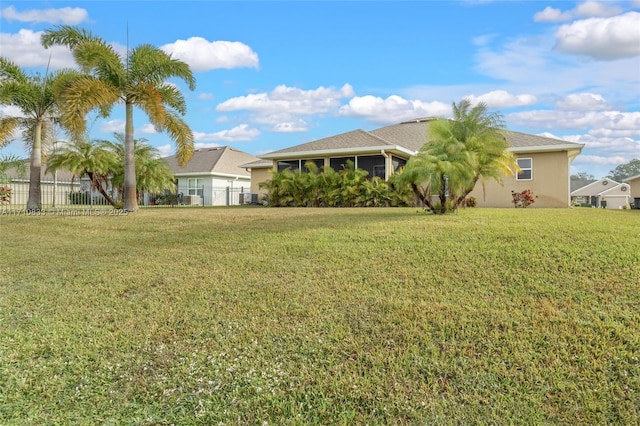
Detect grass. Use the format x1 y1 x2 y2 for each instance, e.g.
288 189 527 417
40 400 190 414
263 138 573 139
1 207 639 424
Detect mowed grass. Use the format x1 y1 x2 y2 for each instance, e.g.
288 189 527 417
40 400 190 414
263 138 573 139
0 207 638 424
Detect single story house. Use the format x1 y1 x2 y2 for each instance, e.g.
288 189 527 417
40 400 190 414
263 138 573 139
1 164 112 207
248 117 584 208
163 146 260 206
570 177 631 209
623 174 640 209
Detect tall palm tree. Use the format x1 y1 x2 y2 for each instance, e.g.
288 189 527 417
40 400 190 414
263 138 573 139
0 57 77 210
41 25 196 211
45 137 118 206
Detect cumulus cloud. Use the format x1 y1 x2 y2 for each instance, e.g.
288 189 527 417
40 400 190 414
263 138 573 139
556 93 611 111
157 144 174 157
338 95 451 124
270 120 309 133
161 37 259 72
217 84 354 116
0 5 88 24
554 12 640 60
0 29 74 68
508 110 640 138
573 154 628 165
534 7 572 22
574 1 622 18
193 124 260 142
99 119 125 133
140 124 158 134
465 90 537 108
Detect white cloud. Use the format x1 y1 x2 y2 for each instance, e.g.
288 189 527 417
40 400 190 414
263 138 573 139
194 142 223 150
193 124 260 142
161 37 259 72
534 7 572 22
99 119 125 133
157 144 174 157
554 12 640 60
508 110 640 137
0 29 74 68
217 84 354 115
140 124 158 134
465 90 537 108
573 154 628 165
556 93 611 111
271 120 309 133
339 95 451 124
574 1 622 18
0 5 88 24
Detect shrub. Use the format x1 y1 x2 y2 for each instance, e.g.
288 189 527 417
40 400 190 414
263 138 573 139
511 189 535 208
0 186 11 204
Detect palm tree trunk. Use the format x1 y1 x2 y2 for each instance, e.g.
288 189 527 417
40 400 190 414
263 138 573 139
123 102 139 211
411 182 437 214
453 174 480 209
86 172 117 207
27 120 43 211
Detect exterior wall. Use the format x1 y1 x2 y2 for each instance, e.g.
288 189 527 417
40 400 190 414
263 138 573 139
627 176 640 198
176 175 251 206
250 167 273 197
469 151 571 208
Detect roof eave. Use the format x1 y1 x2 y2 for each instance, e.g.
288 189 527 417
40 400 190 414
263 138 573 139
261 145 416 160
508 144 584 154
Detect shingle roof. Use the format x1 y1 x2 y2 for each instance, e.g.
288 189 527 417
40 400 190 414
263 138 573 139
262 118 584 158
163 146 260 177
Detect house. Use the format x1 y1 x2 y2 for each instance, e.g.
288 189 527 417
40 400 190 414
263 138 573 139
570 177 631 209
163 146 260 206
1 164 112 207
251 118 584 207
623 174 640 209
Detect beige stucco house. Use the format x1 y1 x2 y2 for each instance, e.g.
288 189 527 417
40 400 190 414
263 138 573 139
570 177 631 209
248 118 584 208
623 174 640 209
163 146 260 206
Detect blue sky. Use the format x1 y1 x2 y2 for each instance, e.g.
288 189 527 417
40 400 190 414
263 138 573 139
1 0 639 178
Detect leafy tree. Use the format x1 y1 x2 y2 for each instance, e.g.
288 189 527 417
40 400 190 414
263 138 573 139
401 99 516 214
41 25 196 212
0 57 78 210
0 154 27 183
570 172 595 181
607 159 640 182
45 137 118 206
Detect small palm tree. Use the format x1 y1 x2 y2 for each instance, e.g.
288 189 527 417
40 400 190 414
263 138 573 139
46 137 118 206
41 25 196 211
100 133 175 197
402 99 516 214
0 57 77 210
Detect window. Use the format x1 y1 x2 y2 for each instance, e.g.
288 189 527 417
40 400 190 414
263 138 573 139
329 156 356 172
356 155 386 179
392 156 407 172
187 178 204 196
277 159 324 173
517 158 533 181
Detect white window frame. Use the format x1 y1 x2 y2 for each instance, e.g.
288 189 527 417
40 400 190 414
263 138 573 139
517 158 533 181
187 178 204 196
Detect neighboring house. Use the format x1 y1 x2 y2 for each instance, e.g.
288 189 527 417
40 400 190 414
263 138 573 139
1 164 113 207
623 174 640 209
570 179 596 205
163 146 260 206
252 118 584 207
570 177 631 209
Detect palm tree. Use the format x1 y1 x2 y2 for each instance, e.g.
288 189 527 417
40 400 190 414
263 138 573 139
402 99 516 214
0 57 77 210
100 132 176 197
41 25 196 211
45 137 118 206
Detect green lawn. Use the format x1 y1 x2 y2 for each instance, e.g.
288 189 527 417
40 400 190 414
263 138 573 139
1 207 638 424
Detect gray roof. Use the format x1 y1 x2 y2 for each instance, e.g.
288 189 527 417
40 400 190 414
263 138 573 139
163 146 260 177
262 118 584 158
570 179 596 192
